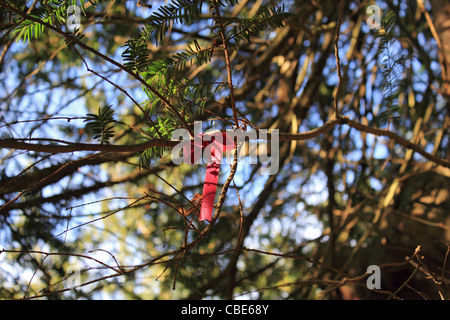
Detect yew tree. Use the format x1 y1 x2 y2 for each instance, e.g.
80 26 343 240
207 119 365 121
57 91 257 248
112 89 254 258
0 0 449 299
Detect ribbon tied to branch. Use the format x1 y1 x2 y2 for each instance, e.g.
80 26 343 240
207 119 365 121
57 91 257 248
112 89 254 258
182 131 235 222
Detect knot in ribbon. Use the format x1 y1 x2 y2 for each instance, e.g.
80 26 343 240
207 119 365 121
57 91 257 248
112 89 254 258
183 131 235 222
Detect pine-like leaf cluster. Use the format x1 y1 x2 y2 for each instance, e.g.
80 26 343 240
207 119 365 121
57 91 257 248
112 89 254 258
225 5 292 44
9 0 104 43
375 11 408 128
122 37 151 72
84 105 116 144
142 0 204 46
13 0 68 43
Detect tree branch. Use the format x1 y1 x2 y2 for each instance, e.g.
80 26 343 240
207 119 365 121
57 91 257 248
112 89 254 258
0 138 177 153
1 115 449 168
338 115 450 168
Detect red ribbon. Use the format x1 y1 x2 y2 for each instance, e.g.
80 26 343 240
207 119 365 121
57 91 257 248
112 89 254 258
183 131 235 222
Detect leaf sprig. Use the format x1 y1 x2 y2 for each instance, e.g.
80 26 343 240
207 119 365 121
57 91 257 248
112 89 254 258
376 11 408 129
13 0 68 43
84 105 116 145
225 5 292 45
142 0 204 45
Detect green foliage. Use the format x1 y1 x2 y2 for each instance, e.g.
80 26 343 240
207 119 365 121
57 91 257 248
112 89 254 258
84 105 116 144
225 5 293 45
138 78 213 168
9 0 105 43
138 117 174 168
142 0 204 45
165 40 212 74
120 0 291 167
122 37 151 72
13 0 68 43
375 11 408 128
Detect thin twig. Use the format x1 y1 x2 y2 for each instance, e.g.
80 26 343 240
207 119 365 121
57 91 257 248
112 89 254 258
0 153 100 214
1 249 123 274
2 115 449 169
387 259 423 300
233 178 244 249
212 0 239 129
23 254 48 299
